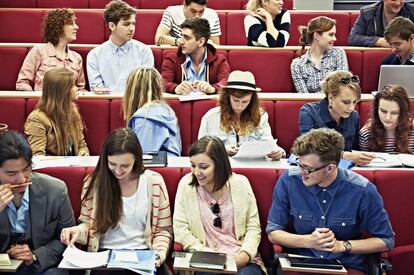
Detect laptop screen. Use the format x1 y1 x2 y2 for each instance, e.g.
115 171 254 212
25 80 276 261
377 65 414 97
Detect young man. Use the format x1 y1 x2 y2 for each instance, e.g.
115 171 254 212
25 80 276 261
87 0 154 94
267 128 394 274
155 0 221 46
161 17 230 95
349 0 414 47
382 16 414 65
0 131 75 275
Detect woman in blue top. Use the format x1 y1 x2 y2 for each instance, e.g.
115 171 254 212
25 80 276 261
123 67 182 156
299 71 374 165
244 0 290 47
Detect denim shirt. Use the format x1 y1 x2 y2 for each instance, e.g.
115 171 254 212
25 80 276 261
299 98 360 151
266 168 394 271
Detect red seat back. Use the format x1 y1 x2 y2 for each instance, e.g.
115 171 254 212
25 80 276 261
74 10 106 44
191 100 219 143
37 0 88 8
226 11 248 45
0 47 28 90
0 10 45 43
362 50 392 93
0 99 26 132
135 11 163 45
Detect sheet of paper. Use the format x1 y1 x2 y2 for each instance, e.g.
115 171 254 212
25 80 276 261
178 90 216 102
32 156 99 169
59 246 110 269
233 140 277 159
361 152 402 168
113 250 139 263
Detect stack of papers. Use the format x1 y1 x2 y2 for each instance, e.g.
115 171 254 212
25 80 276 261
233 140 278 159
59 246 110 269
178 91 216 102
0 254 11 266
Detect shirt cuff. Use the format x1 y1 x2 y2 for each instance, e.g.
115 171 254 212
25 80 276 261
265 221 284 234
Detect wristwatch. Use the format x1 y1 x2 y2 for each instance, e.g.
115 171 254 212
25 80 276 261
343 240 352 253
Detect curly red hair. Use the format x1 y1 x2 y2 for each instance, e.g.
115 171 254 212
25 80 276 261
43 9 76 46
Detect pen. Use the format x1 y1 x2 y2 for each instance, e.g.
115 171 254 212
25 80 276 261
375 155 387 161
144 151 158 155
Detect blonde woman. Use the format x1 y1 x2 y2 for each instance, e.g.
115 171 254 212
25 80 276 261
244 0 290 47
291 16 348 93
24 68 89 156
123 67 182 156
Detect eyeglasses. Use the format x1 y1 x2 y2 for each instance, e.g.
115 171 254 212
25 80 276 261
211 202 222 228
339 75 359 85
296 157 333 175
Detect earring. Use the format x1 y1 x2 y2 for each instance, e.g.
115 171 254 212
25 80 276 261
329 104 333 109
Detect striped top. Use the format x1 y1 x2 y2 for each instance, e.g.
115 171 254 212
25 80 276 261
160 5 221 39
359 123 414 153
75 170 172 264
244 9 290 47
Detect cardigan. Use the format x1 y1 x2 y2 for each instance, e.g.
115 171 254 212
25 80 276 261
173 173 261 261
24 108 89 156
75 170 172 264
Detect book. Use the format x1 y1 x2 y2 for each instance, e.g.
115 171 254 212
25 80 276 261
143 151 167 167
189 251 227 270
287 255 343 270
58 246 155 275
360 153 414 168
0 254 11 266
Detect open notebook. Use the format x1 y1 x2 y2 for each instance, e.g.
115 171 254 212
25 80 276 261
360 153 414 168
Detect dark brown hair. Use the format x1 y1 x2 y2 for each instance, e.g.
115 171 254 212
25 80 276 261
43 8 76 46
298 16 336 54
82 128 145 234
104 0 136 26
188 136 232 192
368 85 413 153
181 17 211 45
385 16 414 41
219 88 261 135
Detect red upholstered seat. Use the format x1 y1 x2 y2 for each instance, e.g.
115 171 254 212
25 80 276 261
138 0 180 9
191 100 219 143
289 11 350 46
261 101 275 137
226 11 248 46
0 0 36 8
74 10 106 44
362 50 393 93
0 99 26 132
274 100 312 153
35 167 87 219
167 100 192 156
345 50 363 86
209 0 243 10
70 47 91 91
134 11 163 45
388 244 414 275
228 50 294 93
152 48 163 72
150 167 182 213
218 12 227 45
110 99 125 131
0 10 45 43
0 47 28 90
89 0 138 8
37 0 88 8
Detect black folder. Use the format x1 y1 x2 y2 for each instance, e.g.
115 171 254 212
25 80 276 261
189 251 227 270
287 256 343 270
143 151 167 167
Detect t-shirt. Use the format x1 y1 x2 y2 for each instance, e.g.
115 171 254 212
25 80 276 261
160 5 221 38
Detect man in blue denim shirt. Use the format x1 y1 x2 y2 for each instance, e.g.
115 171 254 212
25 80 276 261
267 128 394 273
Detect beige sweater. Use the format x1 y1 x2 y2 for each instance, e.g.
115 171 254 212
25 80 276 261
75 170 172 264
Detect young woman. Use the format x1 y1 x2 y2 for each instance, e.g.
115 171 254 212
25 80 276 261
244 0 290 47
24 68 89 156
173 136 264 275
360 84 414 153
60 128 172 274
123 67 182 156
16 8 85 91
299 70 375 165
198 70 285 159
291 16 348 93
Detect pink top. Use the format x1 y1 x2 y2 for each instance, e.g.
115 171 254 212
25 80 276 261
197 184 241 259
16 42 85 91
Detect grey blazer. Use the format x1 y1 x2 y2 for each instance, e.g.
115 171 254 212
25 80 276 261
0 172 75 272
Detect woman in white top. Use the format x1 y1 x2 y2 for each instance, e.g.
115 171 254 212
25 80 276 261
198 70 285 159
291 16 348 93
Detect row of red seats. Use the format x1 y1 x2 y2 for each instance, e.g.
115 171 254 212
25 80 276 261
35 165 414 275
0 45 391 93
0 9 358 46
1 96 409 157
0 0 294 10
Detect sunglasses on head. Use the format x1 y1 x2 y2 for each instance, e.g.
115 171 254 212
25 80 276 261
339 75 359 85
211 202 222 228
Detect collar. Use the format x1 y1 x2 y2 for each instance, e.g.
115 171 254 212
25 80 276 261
108 39 132 55
308 168 342 196
396 52 414 64
319 98 337 125
45 42 75 62
304 48 333 64
7 184 30 210
184 47 207 68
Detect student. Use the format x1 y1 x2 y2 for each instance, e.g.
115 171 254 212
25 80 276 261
123 67 182 156
87 0 154 94
24 68 89 156
60 128 172 274
198 70 285 159
155 0 221 46
244 0 290 47
349 0 414 47
0 131 75 275
173 136 264 275
382 16 414 65
16 8 85 91
291 16 348 93
161 17 230 95
299 71 374 165
267 128 394 274
360 84 414 153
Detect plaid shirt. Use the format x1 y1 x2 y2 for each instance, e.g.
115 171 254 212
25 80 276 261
291 47 348 93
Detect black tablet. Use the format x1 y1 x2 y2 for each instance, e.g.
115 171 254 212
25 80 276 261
287 256 343 270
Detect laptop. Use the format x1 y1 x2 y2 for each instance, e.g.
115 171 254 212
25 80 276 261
377 65 414 97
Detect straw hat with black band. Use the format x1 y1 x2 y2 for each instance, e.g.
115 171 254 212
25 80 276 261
222 70 262 92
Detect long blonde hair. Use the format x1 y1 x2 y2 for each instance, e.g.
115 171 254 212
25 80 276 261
123 67 164 125
246 0 265 12
36 68 83 155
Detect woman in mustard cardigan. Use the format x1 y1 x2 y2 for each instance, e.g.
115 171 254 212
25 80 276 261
60 128 173 275
173 136 264 275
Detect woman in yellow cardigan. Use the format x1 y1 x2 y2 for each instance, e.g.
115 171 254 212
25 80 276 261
60 128 173 275
24 67 89 156
173 136 264 275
